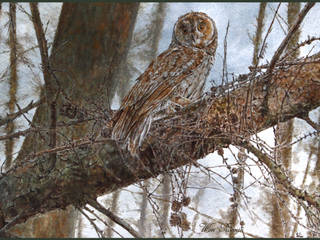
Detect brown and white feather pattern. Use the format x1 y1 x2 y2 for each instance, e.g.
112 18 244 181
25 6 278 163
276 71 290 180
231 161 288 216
111 12 218 155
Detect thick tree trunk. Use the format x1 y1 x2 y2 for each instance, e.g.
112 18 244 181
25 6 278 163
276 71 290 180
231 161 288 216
2 3 139 237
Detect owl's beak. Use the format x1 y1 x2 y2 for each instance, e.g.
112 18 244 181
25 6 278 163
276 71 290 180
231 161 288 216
191 32 202 46
191 34 196 44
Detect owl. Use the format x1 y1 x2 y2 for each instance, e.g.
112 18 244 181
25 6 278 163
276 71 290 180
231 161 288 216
111 12 218 156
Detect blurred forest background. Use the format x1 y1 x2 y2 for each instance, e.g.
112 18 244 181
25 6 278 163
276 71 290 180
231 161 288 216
0 2 319 237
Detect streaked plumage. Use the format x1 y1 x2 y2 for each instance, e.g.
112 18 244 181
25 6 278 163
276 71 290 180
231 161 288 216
111 12 218 155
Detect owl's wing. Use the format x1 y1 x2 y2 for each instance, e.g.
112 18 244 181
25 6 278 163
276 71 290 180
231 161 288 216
111 46 207 154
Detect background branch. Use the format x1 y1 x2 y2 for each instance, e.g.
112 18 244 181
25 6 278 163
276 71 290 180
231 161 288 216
0 100 42 127
238 140 320 209
87 198 142 238
268 2 315 72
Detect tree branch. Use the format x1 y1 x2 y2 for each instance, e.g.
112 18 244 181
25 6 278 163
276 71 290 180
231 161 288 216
237 140 320 209
87 198 142 238
299 115 320 132
268 2 315 72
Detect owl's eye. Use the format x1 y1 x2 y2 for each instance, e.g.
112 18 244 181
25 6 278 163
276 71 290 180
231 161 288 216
198 21 206 31
179 24 188 33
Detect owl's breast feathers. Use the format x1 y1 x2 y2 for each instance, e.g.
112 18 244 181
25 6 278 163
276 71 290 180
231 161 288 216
111 46 214 155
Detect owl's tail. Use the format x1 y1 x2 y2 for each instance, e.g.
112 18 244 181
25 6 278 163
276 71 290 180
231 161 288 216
111 105 153 156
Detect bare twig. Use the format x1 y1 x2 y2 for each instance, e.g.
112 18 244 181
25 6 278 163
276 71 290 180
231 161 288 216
269 4 287 35
0 117 94 142
258 3 281 64
15 103 33 126
82 206 124 238
78 208 105 238
87 198 142 238
243 3 278 128
222 21 230 86
0 127 38 142
283 36 320 61
16 3 32 19
249 58 320 71
238 140 320 210
268 3 315 72
0 100 42 127
0 212 24 236
286 131 319 148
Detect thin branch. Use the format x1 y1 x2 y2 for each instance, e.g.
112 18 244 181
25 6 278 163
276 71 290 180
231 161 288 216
15 103 33 126
299 115 320 132
280 36 320 62
0 117 94 142
87 198 142 238
238 140 320 210
291 146 313 237
249 58 320 71
286 131 319 149
222 21 230 86
0 100 42 127
29 3 50 71
258 3 281 64
269 4 287 35
78 208 105 238
245 3 280 120
82 206 124 238
0 127 38 142
0 212 24 237
268 2 315 72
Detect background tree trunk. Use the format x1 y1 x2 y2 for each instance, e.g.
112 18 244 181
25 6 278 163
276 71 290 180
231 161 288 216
271 3 300 237
5 3 18 170
8 3 139 237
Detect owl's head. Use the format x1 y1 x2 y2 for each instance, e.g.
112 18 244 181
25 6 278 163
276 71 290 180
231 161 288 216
171 12 218 55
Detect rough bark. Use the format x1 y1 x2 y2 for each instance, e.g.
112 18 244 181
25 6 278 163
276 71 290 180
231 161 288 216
1 3 139 237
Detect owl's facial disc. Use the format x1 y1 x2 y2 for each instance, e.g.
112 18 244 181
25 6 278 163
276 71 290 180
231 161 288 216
175 12 216 49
